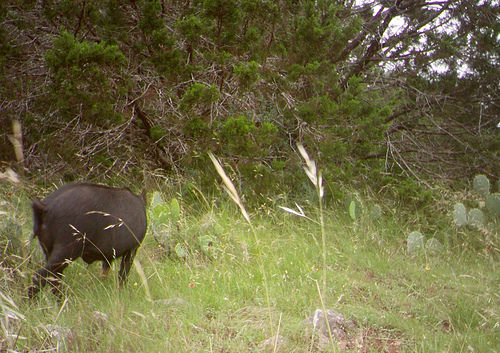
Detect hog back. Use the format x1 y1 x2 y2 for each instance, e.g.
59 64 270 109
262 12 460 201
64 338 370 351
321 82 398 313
29 183 147 298
41 184 146 263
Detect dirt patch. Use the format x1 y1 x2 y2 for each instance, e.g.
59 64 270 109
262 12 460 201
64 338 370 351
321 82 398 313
355 327 406 353
304 309 407 352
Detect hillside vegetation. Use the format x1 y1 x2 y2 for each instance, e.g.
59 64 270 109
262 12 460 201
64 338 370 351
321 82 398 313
0 182 499 352
1 151 499 352
1 0 498 195
0 2 499 352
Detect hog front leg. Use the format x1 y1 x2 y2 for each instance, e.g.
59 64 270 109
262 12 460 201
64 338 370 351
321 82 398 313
28 250 73 299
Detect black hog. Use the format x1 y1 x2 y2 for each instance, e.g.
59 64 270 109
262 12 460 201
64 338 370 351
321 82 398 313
29 183 147 298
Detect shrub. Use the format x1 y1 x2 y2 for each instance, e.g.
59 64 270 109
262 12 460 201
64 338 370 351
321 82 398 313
180 83 220 114
45 31 126 123
234 61 260 91
220 116 256 155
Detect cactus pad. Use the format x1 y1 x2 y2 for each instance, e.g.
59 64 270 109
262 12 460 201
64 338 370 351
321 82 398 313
453 202 467 227
473 175 490 198
486 193 500 218
426 238 443 254
370 204 382 221
407 231 424 254
468 208 485 228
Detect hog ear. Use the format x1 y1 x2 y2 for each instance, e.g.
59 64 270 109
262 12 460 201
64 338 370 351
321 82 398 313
32 198 47 239
32 198 47 218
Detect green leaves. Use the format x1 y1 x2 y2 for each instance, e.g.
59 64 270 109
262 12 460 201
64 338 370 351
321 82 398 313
149 190 224 260
407 231 443 256
370 204 382 221
451 175 498 238
169 198 181 222
348 200 357 221
46 32 125 74
174 243 187 259
203 0 240 45
468 208 485 228
198 235 217 256
220 116 256 154
180 83 220 113
177 15 206 43
45 31 126 122
6 0 498 204
234 61 260 91
150 192 181 225
138 0 163 34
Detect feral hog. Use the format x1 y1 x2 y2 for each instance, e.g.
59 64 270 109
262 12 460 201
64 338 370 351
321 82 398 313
29 183 147 298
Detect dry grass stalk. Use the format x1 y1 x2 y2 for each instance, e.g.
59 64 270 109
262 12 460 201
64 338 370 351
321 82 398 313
296 144 327 293
8 119 24 164
297 144 324 198
208 152 251 225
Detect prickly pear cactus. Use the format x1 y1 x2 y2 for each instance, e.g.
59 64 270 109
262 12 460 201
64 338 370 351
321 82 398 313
468 208 485 228
407 231 424 254
473 174 490 198
169 198 181 223
453 202 467 227
425 238 443 255
486 193 500 219
346 194 362 220
150 191 164 207
370 204 382 221
451 176 498 232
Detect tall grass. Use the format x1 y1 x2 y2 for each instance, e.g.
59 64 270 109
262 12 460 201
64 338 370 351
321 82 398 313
293 144 337 351
296 144 327 293
208 152 274 334
279 144 327 294
0 175 499 352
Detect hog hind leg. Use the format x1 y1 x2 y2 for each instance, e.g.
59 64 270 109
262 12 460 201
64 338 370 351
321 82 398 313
118 248 138 286
101 259 112 277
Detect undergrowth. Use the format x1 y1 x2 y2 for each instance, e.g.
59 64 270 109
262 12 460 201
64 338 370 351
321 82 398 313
0 177 498 352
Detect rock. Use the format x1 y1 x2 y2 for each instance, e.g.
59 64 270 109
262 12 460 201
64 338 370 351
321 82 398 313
44 324 72 340
259 335 287 352
304 309 356 351
92 311 108 321
92 311 109 328
42 324 73 349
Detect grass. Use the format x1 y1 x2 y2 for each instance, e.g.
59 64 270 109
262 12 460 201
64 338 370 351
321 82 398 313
0 181 499 352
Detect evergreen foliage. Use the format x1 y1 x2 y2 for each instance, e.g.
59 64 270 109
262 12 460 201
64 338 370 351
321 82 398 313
1 0 498 198
45 31 126 122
